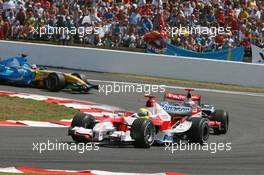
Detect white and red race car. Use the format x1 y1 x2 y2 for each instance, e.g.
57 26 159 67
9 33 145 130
147 88 229 135
68 89 229 148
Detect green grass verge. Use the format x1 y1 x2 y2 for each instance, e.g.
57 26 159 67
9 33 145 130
0 96 79 121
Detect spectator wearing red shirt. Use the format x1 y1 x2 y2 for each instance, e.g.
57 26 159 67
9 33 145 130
0 17 10 39
226 16 238 32
0 17 4 39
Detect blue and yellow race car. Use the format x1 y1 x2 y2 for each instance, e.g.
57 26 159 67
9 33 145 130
0 55 98 92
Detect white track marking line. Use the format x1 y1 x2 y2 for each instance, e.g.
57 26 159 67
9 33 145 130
87 79 264 97
0 167 168 175
94 105 122 111
60 119 72 122
83 112 118 117
0 90 124 110
15 121 67 127
91 170 165 175
0 167 23 173
61 103 92 109
9 94 48 101
60 103 121 111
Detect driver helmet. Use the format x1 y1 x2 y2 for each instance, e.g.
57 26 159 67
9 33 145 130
137 108 152 118
31 64 37 69
185 98 195 106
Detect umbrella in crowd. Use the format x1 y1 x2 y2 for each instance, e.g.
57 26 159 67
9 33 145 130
81 15 102 25
2 0 16 10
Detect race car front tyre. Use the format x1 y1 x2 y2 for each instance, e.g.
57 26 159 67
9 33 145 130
72 73 87 82
130 118 155 148
45 72 66 92
70 112 96 142
187 117 210 144
72 72 99 90
211 110 229 135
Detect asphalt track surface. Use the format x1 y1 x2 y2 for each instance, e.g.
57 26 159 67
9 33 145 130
1 70 264 175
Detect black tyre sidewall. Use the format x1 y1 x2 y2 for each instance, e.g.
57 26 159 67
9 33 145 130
188 117 210 144
212 110 229 134
71 112 85 127
131 118 155 148
71 113 95 142
45 73 66 92
143 120 155 146
82 114 96 129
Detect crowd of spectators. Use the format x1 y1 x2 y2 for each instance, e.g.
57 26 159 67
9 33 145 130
0 0 263 53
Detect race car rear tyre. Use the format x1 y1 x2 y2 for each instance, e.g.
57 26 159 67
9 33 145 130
131 118 155 148
187 117 209 144
71 112 96 142
72 73 87 83
45 72 66 92
211 110 229 135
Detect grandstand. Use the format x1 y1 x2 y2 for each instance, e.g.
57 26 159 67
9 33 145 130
0 0 263 60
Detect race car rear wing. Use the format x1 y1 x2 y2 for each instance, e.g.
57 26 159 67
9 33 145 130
144 89 202 107
164 92 201 102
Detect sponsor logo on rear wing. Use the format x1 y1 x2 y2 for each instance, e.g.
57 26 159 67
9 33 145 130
164 93 201 101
